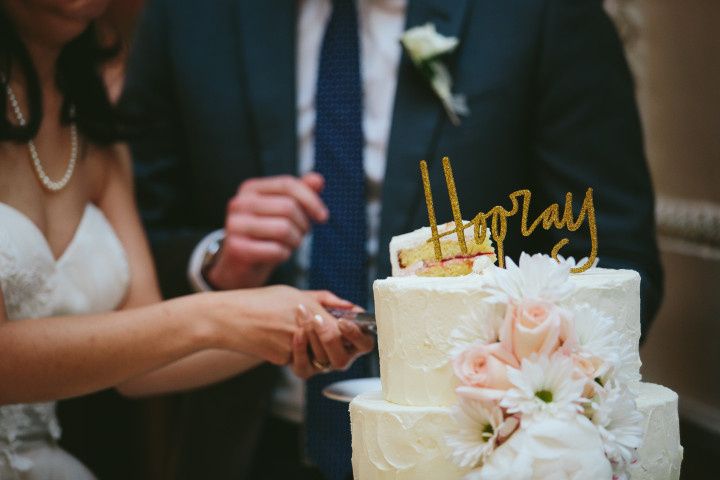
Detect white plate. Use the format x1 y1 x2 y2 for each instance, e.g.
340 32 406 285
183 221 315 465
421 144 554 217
322 377 382 403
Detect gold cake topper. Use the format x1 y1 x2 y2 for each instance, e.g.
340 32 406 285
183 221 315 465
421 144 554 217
420 157 598 274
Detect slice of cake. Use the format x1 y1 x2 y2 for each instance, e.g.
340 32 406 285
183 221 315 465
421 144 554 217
390 221 496 277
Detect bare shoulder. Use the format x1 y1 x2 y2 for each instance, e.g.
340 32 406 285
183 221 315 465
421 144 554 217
87 143 134 203
98 143 132 179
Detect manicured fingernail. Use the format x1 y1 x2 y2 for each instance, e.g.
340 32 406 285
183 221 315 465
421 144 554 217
314 314 325 326
296 304 308 325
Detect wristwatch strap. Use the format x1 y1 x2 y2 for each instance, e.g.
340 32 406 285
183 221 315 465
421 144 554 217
187 229 225 292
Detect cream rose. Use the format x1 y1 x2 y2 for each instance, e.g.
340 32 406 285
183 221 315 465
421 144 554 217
452 341 519 391
400 23 459 64
400 23 468 125
499 299 569 360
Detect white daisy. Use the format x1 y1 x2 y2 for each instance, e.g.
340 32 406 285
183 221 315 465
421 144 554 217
501 353 586 418
445 398 512 469
482 253 575 305
568 304 623 381
450 307 504 355
590 383 645 474
607 341 642 386
571 305 620 359
556 254 600 271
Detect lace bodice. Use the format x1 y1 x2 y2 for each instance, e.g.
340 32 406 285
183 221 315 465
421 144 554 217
0 202 130 471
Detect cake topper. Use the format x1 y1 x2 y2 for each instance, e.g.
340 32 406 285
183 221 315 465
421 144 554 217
420 157 598 273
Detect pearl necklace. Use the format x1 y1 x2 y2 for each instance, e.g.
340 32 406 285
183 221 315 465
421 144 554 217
4 82 78 192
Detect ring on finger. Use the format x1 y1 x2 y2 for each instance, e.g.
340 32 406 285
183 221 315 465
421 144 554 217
311 358 332 373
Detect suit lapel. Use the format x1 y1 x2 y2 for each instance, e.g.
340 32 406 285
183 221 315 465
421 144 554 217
237 0 297 176
381 0 471 244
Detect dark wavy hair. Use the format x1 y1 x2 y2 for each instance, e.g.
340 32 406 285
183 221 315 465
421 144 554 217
0 7 128 145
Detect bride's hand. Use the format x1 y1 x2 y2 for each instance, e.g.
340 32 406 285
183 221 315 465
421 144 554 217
208 285 343 365
290 298 375 379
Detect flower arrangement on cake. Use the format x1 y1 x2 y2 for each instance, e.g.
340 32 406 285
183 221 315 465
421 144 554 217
446 253 644 480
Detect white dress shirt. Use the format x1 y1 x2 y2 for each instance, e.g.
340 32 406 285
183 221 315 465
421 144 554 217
189 0 407 423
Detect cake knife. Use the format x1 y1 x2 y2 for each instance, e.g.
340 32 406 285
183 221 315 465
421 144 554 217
327 308 377 334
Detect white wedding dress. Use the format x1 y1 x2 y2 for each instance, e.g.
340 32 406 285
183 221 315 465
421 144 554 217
0 202 130 479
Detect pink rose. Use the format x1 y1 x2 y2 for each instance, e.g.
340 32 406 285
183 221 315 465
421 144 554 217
452 342 519 391
500 299 569 360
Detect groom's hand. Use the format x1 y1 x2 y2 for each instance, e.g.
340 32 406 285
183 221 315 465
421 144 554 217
206 173 328 289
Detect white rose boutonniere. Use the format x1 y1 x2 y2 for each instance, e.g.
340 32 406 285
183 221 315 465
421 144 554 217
401 23 469 125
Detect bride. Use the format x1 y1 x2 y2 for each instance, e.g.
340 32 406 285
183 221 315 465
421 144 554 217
0 1 374 478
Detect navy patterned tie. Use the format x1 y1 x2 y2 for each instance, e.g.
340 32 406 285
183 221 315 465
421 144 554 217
306 1 368 478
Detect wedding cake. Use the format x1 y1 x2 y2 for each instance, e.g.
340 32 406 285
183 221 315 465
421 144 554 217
349 226 683 480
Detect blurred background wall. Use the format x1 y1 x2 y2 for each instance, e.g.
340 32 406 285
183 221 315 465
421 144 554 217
606 1 720 478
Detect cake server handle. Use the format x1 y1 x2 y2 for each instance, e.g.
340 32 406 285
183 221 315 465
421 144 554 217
327 308 377 334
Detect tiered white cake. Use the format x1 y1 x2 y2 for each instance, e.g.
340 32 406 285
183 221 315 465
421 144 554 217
350 258 682 479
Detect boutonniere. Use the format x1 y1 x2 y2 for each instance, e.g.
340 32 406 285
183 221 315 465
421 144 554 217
401 23 469 126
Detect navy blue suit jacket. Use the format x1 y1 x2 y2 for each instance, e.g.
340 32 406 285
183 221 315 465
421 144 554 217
122 0 662 477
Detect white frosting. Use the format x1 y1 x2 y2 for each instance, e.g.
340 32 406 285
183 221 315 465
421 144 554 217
630 383 684 480
350 383 681 480
350 391 471 480
374 268 642 406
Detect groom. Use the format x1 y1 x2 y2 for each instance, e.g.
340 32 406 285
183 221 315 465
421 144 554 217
121 0 662 479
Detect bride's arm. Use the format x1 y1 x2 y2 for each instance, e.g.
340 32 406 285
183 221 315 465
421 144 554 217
0 283 324 405
115 290 369 397
116 350 261 397
0 288 228 405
